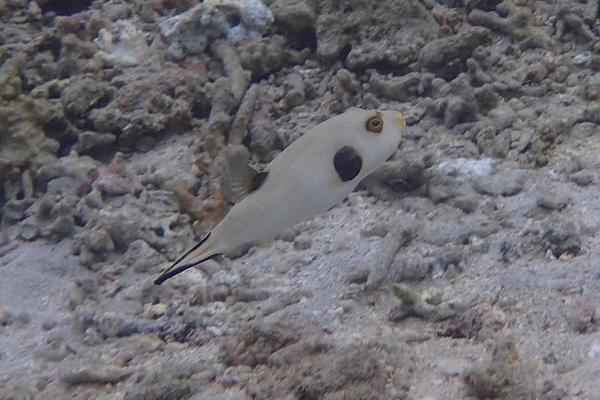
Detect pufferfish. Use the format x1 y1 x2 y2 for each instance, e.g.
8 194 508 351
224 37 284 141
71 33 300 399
154 108 406 285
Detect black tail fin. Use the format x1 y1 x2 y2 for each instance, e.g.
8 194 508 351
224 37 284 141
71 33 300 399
154 233 217 285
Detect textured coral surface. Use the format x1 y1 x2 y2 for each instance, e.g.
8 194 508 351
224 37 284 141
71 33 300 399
1 0 600 398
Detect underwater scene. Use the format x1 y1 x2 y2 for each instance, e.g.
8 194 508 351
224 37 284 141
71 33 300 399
1 0 600 398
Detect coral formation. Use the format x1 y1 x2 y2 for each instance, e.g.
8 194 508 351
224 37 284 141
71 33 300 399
2 0 600 398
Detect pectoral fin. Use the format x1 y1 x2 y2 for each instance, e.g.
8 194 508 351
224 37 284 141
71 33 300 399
222 146 269 203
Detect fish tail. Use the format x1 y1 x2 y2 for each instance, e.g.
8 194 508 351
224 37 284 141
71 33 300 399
154 233 220 285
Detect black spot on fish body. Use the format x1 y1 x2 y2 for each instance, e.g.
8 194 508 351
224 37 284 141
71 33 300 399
252 171 269 191
333 146 362 182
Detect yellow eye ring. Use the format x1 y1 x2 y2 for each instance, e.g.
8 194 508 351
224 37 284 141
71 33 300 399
366 115 383 133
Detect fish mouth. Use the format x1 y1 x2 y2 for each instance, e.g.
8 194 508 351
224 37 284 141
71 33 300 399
393 111 406 130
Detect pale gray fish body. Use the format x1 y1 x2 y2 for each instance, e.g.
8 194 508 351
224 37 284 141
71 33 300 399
155 108 406 284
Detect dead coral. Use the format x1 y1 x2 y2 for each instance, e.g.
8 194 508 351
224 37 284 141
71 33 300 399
468 8 552 49
0 96 60 181
91 152 139 197
345 42 417 71
207 77 235 138
238 35 288 80
555 4 599 43
73 131 117 155
283 72 306 108
210 39 250 104
316 0 438 63
173 182 227 231
228 84 259 145
463 337 536 399
61 77 115 120
389 283 458 322
365 230 413 290
369 71 433 102
248 99 279 159
269 0 316 49
426 73 481 128
221 312 414 399
432 4 465 33
419 27 490 78
159 0 273 57
89 66 203 149
362 155 427 200
37 151 100 198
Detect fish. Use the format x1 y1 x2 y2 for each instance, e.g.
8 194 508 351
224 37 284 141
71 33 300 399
154 107 406 285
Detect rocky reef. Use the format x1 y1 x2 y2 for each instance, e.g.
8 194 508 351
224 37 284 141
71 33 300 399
1 0 600 398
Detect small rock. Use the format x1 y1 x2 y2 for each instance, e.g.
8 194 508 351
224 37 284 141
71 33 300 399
473 171 525 197
570 171 593 186
248 104 279 157
345 268 369 285
419 27 490 72
565 301 595 333
588 342 600 359
293 235 311 250
2 199 34 224
522 62 547 83
46 176 81 197
574 51 592 65
390 283 457 322
83 327 103 346
144 303 168 319
451 194 479 213
45 215 75 241
34 343 70 362
62 78 115 118
82 228 115 254
238 35 287 80
14 311 31 328
550 279 579 294
19 217 39 241
74 131 117 154
444 93 477 128
463 337 536 399
60 364 133 386
232 287 271 302
0 231 8 248
422 287 444 306
543 220 581 258
189 387 246 400
0 307 15 326
124 383 192 400
437 358 472 376
390 254 433 282
363 157 427 199
369 71 431 102
270 0 316 38
537 190 570 210
85 311 162 338
42 320 57 331
283 72 305 108
122 240 166 274
360 222 389 238
210 284 231 302
93 174 131 197
159 0 273 56
437 310 483 339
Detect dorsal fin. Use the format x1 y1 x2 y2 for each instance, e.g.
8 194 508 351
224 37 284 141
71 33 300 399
221 145 268 203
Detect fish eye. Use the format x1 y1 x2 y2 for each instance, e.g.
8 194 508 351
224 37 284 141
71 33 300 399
366 115 383 133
